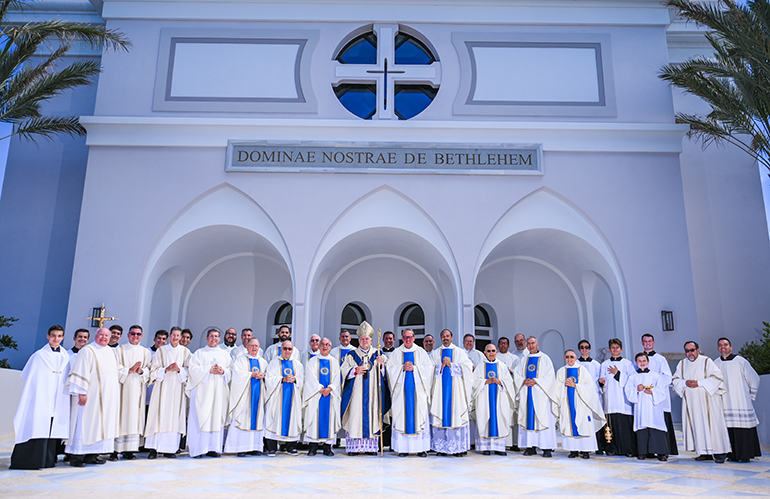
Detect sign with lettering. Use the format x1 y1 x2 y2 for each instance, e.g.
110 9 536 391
226 141 542 175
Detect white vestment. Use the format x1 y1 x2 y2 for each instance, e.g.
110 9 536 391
186 346 231 457
65 344 120 454
514 352 558 449
673 355 731 455
714 355 760 428
331 345 355 365
646 351 673 412
14 345 71 444
473 358 516 450
301 349 321 369
144 343 190 453
225 354 268 453
303 354 341 443
553 364 605 451
600 357 636 415
625 370 666 432
577 357 602 400
115 343 152 452
464 348 485 370
264 342 300 363
265 357 305 442
429 344 473 453
387 344 433 453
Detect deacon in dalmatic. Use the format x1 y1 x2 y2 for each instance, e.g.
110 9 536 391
673 341 731 463
515 336 558 458
225 338 268 456
553 349 605 459
303 337 341 456
144 327 191 458
10 325 70 470
112 325 152 461
472 343 516 455
264 340 304 456
429 329 473 456
65 327 121 467
186 328 232 458
387 328 433 457
341 321 390 455
714 337 762 463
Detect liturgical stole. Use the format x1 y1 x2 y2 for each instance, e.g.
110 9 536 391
441 348 453 427
403 351 417 435
525 356 540 431
566 367 580 436
249 358 262 431
339 348 352 365
280 359 295 437
486 362 499 437
318 358 332 439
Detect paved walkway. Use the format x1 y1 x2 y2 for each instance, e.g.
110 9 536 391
1 431 769 498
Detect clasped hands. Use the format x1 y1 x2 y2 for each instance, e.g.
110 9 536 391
210 364 225 375
165 362 180 373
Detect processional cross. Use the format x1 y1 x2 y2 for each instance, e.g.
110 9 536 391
86 304 118 328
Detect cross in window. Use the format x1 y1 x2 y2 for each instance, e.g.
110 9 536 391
332 24 441 120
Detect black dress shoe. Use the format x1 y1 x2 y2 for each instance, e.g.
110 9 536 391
695 455 713 461
347 452 355 456
637 455 647 460
162 453 177 459
70 461 85 468
308 449 317 456
147 450 157 460
237 452 247 457
542 449 552 458
122 452 136 460
398 453 408 457
250 450 262 456
494 451 507 456
568 451 579 458
482 451 491 456
522 447 537 456
658 455 668 462
714 457 726 463
108 452 118 461
323 448 335 456
580 452 590 459
90 458 106 465
453 453 464 457
205 451 221 458
418 452 427 458
437 452 447 456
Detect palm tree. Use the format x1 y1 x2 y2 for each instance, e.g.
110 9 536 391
0 0 129 142
660 0 770 173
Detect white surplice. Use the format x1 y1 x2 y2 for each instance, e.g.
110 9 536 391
714 355 760 429
144 343 191 453
114 343 152 452
186 346 231 456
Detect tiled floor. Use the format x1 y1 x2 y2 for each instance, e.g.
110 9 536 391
1 431 769 498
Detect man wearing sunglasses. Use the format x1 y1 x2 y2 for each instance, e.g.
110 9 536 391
672 341 731 463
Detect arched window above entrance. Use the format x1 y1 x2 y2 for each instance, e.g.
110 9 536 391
272 302 293 344
474 304 495 350
341 302 366 329
399 303 425 338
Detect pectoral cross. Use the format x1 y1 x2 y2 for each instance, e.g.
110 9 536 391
87 304 118 328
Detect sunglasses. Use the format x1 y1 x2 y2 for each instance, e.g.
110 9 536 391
685 348 697 353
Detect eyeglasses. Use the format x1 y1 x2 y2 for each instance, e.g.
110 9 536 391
282 347 293 351
309 339 320 342
128 333 142 337
578 345 590 350
685 348 697 353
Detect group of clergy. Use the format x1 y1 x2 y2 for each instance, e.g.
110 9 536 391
9 322 762 469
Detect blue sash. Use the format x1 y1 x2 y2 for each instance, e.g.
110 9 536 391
280 359 294 437
441 348 453 427
566 367 580 437
249 358 262 430
403 351 416 435
486 362 499 437
339 348 352 365
318 358 331 439
525 356 540 431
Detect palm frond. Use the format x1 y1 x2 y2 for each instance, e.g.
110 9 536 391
3 115 86 142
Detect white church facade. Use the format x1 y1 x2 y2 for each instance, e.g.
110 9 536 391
1 0 769 364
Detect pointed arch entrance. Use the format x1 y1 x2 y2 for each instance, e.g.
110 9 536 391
474 189 627 362
138 185 293 350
